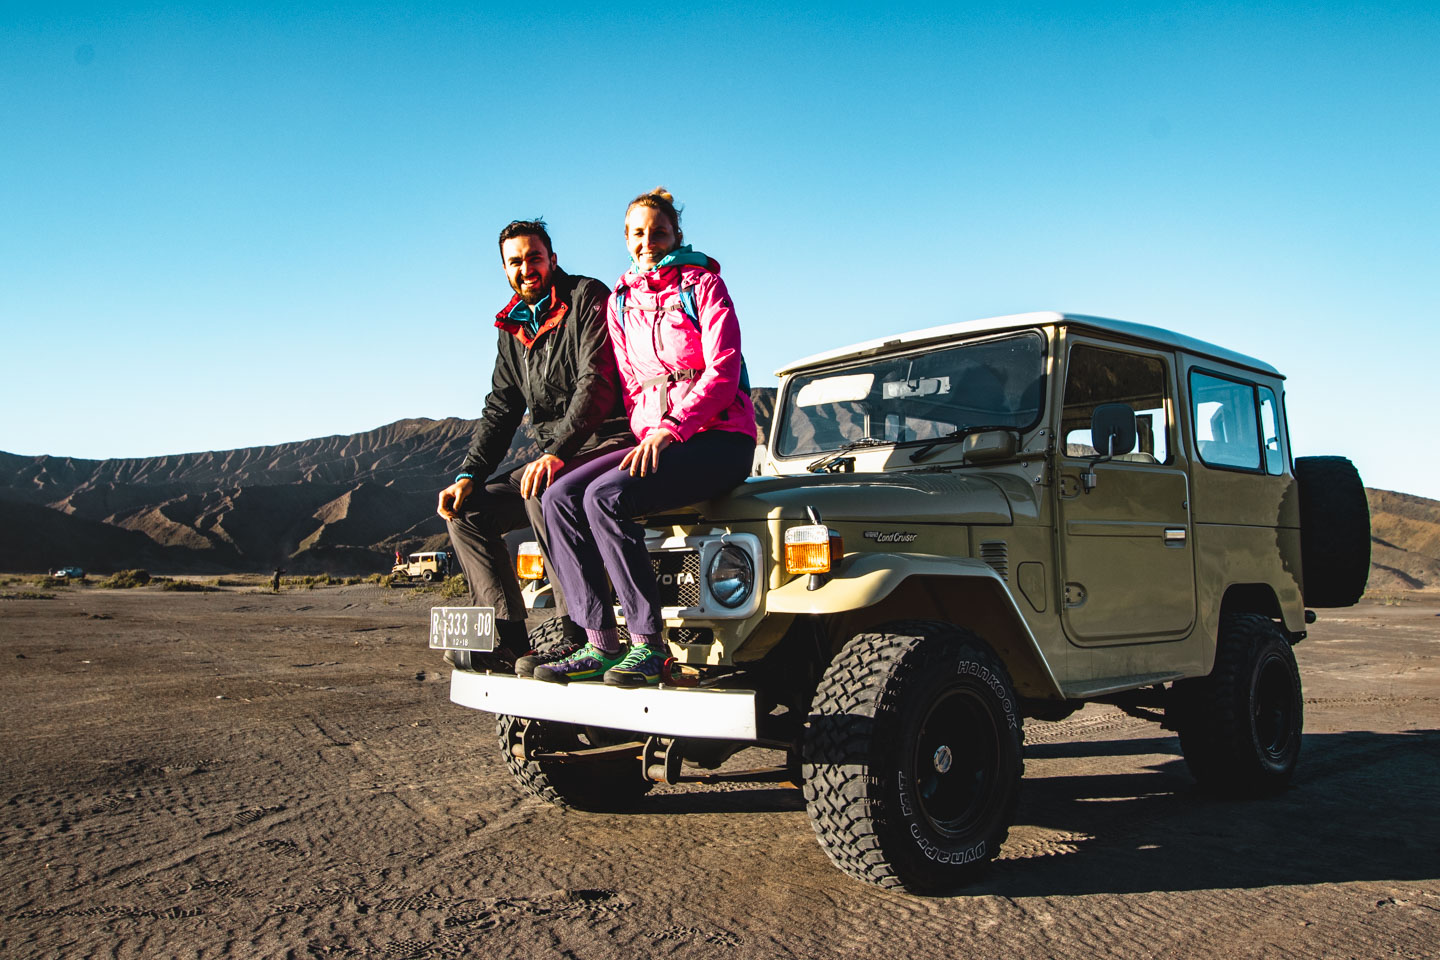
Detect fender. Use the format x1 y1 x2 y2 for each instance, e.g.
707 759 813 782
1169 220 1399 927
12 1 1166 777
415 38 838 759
767 552 1065 700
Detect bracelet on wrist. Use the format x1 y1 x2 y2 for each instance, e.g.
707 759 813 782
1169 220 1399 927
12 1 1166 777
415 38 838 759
454 472 474 483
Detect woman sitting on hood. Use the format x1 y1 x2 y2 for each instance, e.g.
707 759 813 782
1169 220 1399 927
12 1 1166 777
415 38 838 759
533 187 756 685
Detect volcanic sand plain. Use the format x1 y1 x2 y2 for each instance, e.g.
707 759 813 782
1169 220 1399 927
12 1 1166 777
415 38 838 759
1 582 1436 959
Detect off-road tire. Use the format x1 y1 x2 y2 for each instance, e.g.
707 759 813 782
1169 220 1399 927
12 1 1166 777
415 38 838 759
421 570 436 583
1294 455 1370 607
1169 613 1303 795
496 714 652 812
801 620 1024 892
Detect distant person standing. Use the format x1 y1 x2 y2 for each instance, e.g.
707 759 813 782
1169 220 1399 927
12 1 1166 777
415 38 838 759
271 568 283 593
436 220 630 670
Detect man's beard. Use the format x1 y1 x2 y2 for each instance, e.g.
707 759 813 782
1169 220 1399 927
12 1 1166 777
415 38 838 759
511 272 550 305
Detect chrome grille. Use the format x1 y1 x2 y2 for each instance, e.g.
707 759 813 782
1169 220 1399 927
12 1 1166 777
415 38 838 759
668 627 714 645
653 550 703 606
614 550 703 608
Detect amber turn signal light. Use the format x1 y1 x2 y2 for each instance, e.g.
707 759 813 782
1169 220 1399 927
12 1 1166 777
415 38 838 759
784 524 842 575
516 542 545 580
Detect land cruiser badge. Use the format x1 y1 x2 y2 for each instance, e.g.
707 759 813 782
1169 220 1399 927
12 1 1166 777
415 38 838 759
864 530 918 543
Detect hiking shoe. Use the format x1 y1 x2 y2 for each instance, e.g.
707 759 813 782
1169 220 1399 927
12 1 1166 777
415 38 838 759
603 646 669 687
445 645 518 673
532 643 626 684
515 642 584 679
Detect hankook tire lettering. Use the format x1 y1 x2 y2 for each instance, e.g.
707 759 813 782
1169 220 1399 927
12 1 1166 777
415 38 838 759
957 661 1019 729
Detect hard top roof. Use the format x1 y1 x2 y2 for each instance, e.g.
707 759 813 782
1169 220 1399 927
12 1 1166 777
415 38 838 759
774 311 1282 378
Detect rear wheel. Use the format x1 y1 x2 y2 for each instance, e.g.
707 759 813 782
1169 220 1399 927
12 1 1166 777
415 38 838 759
421 570 436 583
802 620 1023 892
1169 613 1303 795
497 715 652 811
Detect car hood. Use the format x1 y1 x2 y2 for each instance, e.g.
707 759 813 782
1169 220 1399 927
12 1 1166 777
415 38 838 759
681 472 1021 525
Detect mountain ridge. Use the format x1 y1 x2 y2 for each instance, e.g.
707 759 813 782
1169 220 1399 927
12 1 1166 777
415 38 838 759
0 391 776 574
2 395 1432 596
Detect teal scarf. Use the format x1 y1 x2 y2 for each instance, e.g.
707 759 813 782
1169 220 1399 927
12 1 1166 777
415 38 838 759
629 244 711 277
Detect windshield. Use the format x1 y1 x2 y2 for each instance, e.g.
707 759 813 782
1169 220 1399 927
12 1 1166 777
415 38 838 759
774 332 1046 458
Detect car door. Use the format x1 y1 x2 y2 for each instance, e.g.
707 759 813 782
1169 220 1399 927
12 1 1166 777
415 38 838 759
1056 339 1197 644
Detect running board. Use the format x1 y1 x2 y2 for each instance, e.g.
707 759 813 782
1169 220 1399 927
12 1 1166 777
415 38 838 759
1060 672 1185 700
450 671 759 741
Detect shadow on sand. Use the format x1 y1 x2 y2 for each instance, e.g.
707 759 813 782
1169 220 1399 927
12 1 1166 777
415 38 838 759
976 728 1440 897
614 728 1440 897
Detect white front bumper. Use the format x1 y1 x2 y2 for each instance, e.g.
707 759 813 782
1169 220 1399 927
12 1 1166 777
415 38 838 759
449 671 759 741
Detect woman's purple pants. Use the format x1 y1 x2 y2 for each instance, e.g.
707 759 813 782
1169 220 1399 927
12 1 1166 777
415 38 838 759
541 429 754 634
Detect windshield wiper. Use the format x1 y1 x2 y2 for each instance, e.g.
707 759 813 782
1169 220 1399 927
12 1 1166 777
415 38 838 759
908 426 1009 464
807 437 888 474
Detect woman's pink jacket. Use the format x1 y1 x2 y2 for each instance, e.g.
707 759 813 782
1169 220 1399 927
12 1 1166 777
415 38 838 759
607 261 757 444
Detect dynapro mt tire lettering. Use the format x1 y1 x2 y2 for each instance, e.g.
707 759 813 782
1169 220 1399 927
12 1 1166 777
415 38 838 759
801 620 1023 893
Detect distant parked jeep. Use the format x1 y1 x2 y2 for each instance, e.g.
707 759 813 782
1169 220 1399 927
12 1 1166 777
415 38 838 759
441 312 1370 892
393 551 450 583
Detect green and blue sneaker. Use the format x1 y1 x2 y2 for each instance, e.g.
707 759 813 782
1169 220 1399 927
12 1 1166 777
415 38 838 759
532 643 626 684
515 642 584 678
603 645 669 687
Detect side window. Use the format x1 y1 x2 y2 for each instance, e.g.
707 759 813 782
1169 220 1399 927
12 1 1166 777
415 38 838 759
1062 344 1171 464
1258 386 1285 475
1190 371 1261 470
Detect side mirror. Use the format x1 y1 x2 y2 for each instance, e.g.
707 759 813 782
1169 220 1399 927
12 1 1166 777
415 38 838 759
1090 403 1136 458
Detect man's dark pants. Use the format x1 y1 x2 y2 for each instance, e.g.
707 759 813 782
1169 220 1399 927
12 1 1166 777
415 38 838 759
444 437 635 645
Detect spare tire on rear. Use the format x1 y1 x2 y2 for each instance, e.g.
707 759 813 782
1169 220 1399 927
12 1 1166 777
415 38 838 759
1294 456 1370 606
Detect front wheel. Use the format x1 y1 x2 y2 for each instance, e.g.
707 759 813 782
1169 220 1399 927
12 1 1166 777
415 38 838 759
1169 613 1303 795
802 620 1023 892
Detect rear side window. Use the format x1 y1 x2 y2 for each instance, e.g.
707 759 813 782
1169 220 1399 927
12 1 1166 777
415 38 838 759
1259 386 1286 475
1190 370 1273 471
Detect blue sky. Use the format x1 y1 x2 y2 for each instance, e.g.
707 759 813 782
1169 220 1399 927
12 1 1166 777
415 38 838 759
3 2 1437 498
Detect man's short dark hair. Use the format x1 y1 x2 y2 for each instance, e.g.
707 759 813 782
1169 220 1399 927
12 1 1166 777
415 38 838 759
498 220 553 257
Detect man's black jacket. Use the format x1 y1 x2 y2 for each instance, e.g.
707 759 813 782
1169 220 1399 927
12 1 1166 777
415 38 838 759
459 268 628 481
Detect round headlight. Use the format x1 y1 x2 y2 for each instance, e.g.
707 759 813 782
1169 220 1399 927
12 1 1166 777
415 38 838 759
706 543 754 609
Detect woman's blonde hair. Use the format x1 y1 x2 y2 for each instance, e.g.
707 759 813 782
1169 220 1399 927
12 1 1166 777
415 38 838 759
626 186 683 244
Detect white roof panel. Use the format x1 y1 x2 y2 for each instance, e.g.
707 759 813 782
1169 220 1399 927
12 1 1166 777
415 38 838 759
775 311 1282 378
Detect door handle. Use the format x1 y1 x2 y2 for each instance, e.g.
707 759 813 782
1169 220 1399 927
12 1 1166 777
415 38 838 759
1163 527 1187 546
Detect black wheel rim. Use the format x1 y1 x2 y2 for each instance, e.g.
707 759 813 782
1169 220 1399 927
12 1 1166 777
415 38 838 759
1254 654 1297 763
911 688 1001 837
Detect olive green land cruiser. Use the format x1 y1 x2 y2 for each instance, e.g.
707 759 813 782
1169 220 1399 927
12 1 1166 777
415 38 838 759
441 311 1370 893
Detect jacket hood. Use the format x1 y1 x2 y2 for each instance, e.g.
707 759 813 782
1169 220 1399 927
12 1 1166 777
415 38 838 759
494 268 570 348
622 246 719 290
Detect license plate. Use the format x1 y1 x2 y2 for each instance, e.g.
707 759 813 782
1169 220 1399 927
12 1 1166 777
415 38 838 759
428 606 496 651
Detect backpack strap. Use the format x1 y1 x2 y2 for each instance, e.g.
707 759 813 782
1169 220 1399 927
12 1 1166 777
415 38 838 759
623 276 753 397
638 368 701 390
678 284 701 330
679 281 751 395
